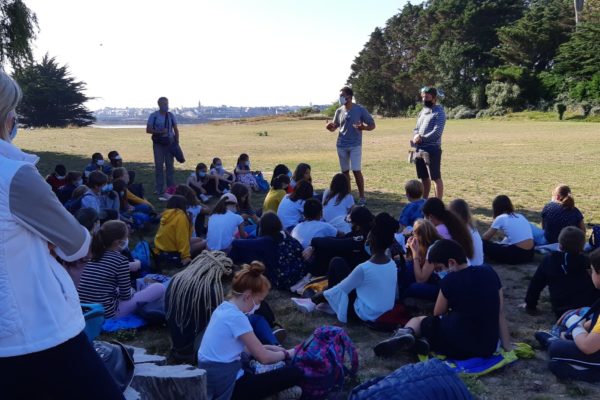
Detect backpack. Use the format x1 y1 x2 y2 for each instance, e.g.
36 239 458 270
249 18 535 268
292 326 359 399
82 303 105 342
551 298 600 338
254 172 270 192
131 240 152 275
64 192 94 214
273 233 307 289
589 225 600 250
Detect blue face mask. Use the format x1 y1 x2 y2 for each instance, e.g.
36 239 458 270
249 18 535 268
287 171 292 178
101 183 113 193
215 164 223 170
198 171 207 178
364 243 372 256
245 161 250 168
159 104 169 112
435 270 449 280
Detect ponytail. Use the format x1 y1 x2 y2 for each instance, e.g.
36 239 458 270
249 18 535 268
231 261 271 295
554 185 575 209
91 220 127 260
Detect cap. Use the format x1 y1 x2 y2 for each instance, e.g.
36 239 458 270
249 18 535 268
221 192 238 204
420 86 438 97
346 206 374 228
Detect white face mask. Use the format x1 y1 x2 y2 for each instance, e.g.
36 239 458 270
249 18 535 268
96 159 105 166
246 297 260 315
56 175 66 180
75 179 83 187
339 96 347 106
120 238 129 251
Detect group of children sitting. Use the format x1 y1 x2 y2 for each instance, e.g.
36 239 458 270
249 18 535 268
46 150 600 398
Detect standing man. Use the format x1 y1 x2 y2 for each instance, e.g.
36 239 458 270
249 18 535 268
146 96 179 197
411 86 446 199
326 86 375 205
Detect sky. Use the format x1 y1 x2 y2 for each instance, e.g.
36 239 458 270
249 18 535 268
24 0 409 110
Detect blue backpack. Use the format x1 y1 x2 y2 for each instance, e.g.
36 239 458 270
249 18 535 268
82 303 105 342
64 192 94 214
254 172 270 192
131 240 152 275
589 225 600 250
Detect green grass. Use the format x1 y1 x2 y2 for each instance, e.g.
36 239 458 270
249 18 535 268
17 117 600 399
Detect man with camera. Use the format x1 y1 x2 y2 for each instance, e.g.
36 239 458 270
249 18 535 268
146 97 179 197
411 87 446 199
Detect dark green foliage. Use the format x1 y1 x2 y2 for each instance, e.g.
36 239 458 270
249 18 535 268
0 0 37 68
555 102 566 119
13 55 95 127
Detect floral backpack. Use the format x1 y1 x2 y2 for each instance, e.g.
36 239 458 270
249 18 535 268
292 326 359 399
273 233 306 289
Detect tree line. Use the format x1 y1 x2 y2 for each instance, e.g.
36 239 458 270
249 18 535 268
347 0 600 118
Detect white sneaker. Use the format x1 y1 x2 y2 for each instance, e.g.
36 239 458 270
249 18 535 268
291 298 315 313
290 274 311 294
199 194 211 202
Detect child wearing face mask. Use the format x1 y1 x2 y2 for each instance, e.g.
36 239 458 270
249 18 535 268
198 261 302 400
210 157 234 192
83 152 112 182
235 153 259 191
188 162 221 202
78 220 166 319
45 164 67 193
57 171 83 204
206 193 248 252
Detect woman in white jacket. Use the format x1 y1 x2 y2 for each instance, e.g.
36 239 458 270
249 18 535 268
0 73 124 399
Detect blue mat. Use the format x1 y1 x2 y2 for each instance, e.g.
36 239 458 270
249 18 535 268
102 314 147 332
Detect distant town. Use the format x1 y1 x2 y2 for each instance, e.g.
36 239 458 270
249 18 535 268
93 103 329 125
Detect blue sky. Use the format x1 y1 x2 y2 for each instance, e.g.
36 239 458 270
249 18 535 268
24 0 408 109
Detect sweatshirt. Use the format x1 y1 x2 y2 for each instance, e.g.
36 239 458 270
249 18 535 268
153 209 193 259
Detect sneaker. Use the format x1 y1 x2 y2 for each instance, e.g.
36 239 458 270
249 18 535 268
199 194 211 202
158 195 169 202
315 302 336 315
276 386 302 400
290 274 311 294
273 327 287 344
535 331 558 350
414 337 430 355
291 298 316 313
358 197 367 206
373 328 415 357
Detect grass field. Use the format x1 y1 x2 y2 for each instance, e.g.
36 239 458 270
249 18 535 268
17 117 600 399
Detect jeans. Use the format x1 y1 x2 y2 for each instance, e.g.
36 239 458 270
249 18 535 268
0 331 124 400
115 282 167 318
248 315 279 345
153 143 174 194
548 339 600 382
397 261 440 301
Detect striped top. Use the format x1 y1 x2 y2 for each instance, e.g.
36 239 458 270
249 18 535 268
78 250 133 318
414 104 446 151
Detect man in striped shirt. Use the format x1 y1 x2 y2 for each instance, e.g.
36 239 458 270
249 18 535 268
411 86 446 199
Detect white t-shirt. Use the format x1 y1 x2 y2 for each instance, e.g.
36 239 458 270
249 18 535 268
188 205 202 238
491 213 533 245
277 195 305 229
198 301 253 363
322 191 354 223
469 227 484 266
207 210 244 250
291 220 338 249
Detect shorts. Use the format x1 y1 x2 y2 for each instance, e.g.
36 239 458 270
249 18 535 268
415 147 442 180
337 146 362 172
420 316 444 351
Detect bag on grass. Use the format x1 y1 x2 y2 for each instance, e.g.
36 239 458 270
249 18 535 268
93 341 135 393
292 326 358 399
551 298 600 338
82 303 105 342
254 172 270 192
131 240 152 273
301 276 329 299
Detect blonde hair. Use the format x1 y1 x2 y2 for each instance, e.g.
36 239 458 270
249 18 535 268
165 251 234 333
413 218 442 260
231 261 271 295
0 72 22 141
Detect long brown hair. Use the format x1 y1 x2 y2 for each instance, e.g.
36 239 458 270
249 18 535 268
323 173 350 206
91 220 127 261
423 198 474 259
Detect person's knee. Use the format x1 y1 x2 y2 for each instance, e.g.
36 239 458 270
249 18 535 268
352 170 362 176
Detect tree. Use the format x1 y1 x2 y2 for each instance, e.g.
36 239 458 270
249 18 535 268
0 0 37 68
13 55 95 127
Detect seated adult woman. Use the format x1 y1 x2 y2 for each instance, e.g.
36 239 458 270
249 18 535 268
541 185 585 245
374 240 511 359
397 219 443 301
292 213 399 324
230 212 306 290
482 195 534 264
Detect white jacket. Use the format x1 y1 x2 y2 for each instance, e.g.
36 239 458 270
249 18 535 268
0 140 90 357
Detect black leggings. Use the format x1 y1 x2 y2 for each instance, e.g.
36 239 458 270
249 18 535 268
548 339 600 382
313 257 359 322
482 240 534 264
232 365 303 400
0 331 124 400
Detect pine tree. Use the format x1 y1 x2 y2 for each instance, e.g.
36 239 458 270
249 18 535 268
0 0 37 68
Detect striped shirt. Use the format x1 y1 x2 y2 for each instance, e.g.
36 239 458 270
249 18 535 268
414 104 446 151
78 250 132 318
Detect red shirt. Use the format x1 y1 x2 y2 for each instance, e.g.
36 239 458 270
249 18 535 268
46 175 66 193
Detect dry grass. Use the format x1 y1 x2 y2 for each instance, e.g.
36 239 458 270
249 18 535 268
17 117 600 399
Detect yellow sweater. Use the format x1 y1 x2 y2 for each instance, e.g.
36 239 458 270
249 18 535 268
153 209 193 259
263 189 286 214
126 190 152 208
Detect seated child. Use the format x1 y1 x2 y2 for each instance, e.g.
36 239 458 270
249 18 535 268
153 195 206 267
525 226 600 317
57 171 83 204
107 150 123 168
234 153 258 190
83 152 111 182
78 220 166 319
209 157 234 192
398 179 425 232
482 195 534 264
206 193 247 252
231 182 260 236
543 248 600 382
277 180 314 231
290 163 312 190
112 167 154 210
541 185 585 244
322 173 354 233
188 162 220 201
263 174 290 214
291 199 338 249
80 171 119 219
46 164 67 193
448 199 484 266
292 212 399 323
198 262 302 400
271 164 291 187
174 184 210 238
374 239 511 359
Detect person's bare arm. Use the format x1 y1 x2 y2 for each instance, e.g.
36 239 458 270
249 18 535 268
433 291 448 316
482 227 498 241
498 289 513 351
240 332 293 364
